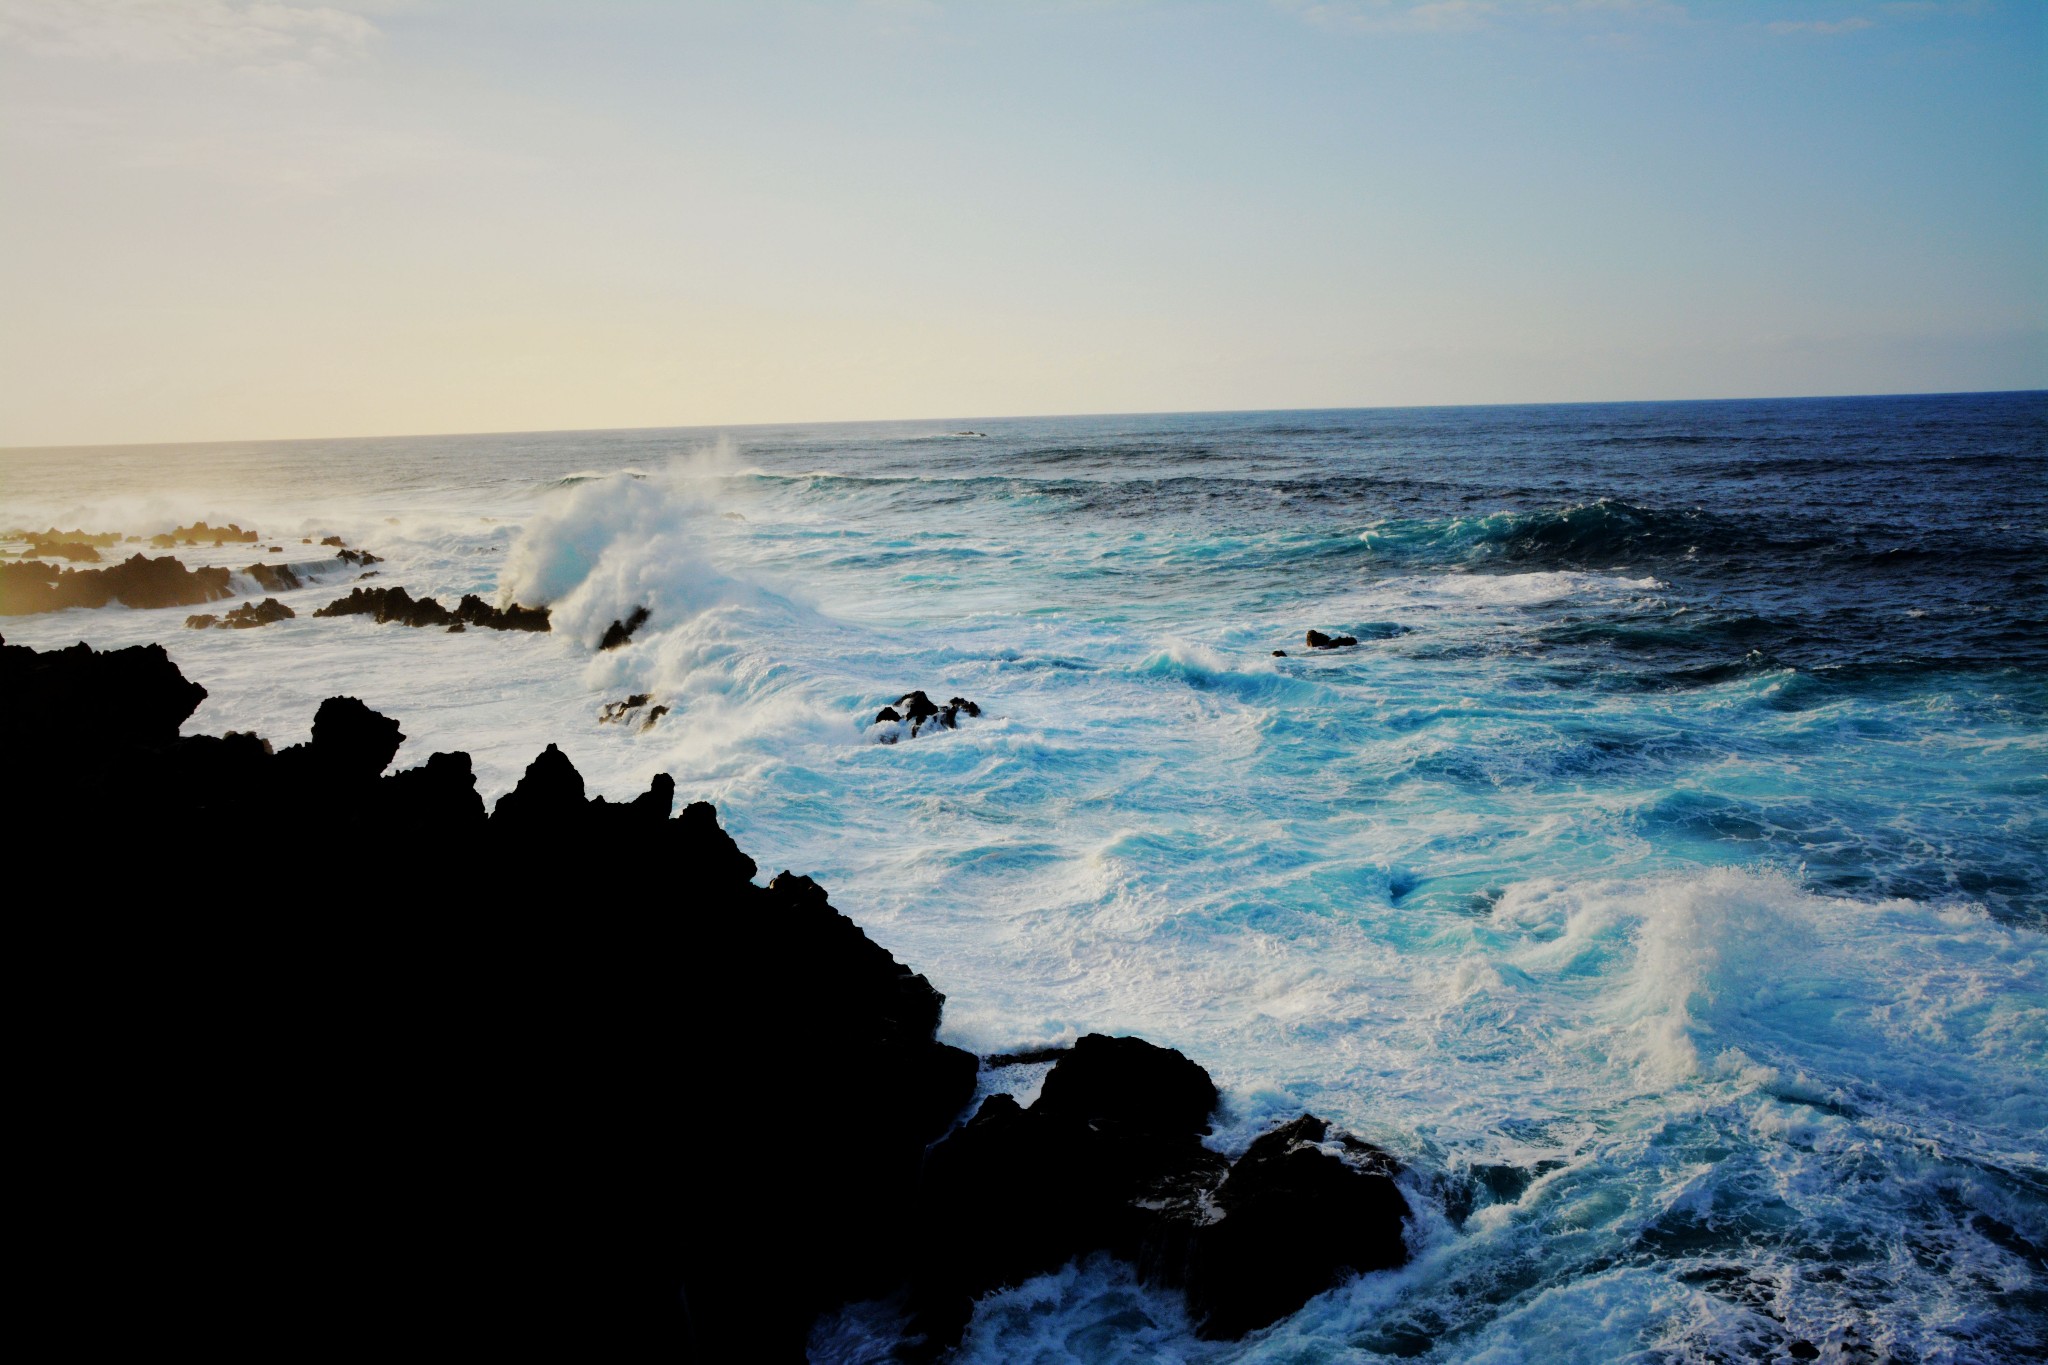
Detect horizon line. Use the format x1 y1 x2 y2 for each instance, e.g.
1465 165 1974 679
3 386 2043 455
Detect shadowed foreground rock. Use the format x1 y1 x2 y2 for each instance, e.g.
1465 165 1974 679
908 1038 1409 1354
3 636 1409 1361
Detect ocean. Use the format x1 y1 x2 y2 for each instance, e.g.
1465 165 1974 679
4 391 2044 1362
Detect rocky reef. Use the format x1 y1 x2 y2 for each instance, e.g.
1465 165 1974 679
151 519 258 547
0 553 233 615
3 636 1411 1360
313 585 549 632
186 597 295 629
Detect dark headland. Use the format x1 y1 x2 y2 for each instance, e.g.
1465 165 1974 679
6 635 1416 1360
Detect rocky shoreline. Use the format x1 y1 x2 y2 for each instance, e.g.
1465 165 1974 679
5 634 1411 1360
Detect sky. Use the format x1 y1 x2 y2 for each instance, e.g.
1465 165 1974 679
0 0 2042 446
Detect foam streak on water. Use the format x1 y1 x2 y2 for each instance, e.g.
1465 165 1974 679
5 394 2044 1360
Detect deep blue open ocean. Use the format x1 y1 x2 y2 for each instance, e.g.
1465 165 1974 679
5 390 2044 1361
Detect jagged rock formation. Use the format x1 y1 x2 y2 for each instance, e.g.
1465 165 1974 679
2 637 1412 1362
314 586 549 632
598 605 650 650
908 1036 1409 1354
0 554 233 615
151 520 258 547
244 562 302 592
1306 629 1359 649
6 526 122 549
186 598 295 630
872 689 981 741
598 693 668 729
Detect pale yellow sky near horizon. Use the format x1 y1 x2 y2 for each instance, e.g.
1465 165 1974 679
1 0 2041 448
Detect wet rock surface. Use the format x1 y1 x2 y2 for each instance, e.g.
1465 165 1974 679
244 562 302 593
598 693 668 729
313 585 549 632
906 1037 1409 1355
185 597 295 630
598 604 651 650
872 689 982 741
152 520 258 547
1305 629 1359 649
0 554 234 615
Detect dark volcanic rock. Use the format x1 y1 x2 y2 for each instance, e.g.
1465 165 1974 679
223 597 295 628
910 1034 1230 1353
244 562 302 593
185 598 296 630
598 605 651 651
1 554 233 615
12 526 120 550
1185 1115 1410 1339
598 694 665 729
1037 1032 1219 1136
490 742 586 828
0 636 206 765
455 593 549 632
315 585 546 631
872 689 983 741
152 520 258 547
1305 629 1359 649
315 584 455 627
336 548 382 565
3 635 1412 1361
907 1047 1411 1355
380 748 486 829
25 538 102 562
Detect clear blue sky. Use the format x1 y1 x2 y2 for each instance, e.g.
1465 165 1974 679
1 0 2041 444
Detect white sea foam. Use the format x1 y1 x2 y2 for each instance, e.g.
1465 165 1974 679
7 415 2043 1362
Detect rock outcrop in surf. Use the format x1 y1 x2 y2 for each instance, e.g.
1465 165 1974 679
151 520 258 547
598 693 668 729
598 605 651 650
185 597 295 630
872 689 981 741
0 553 234 615
314 585 550 632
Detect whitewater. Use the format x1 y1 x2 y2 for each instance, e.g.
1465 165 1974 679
4 393 2044 1362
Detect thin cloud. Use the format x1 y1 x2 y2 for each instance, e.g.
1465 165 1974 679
1275 0 1688 35
0 0 380 73
1767 17 1878 35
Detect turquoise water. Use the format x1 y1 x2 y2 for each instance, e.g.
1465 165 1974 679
4 393 2044 1360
